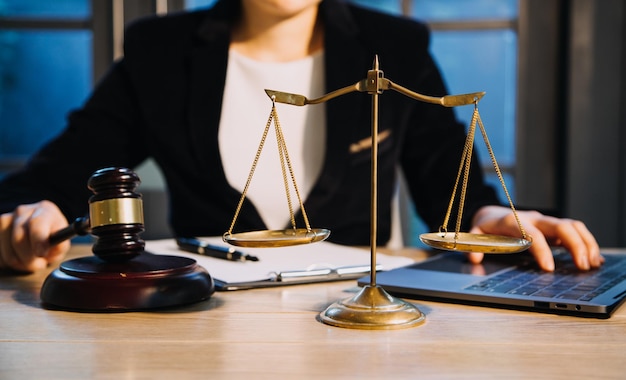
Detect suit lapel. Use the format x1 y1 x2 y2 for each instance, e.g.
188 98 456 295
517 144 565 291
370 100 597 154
187 10 231 175
185 2 267 230
303 0 370 216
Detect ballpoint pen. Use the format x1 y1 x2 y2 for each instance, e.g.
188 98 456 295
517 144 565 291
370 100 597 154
176 237 259 262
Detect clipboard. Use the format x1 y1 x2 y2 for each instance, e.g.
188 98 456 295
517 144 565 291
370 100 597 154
213 264 384 290
145 237 414 291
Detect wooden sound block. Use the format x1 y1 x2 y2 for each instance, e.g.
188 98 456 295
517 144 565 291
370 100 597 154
40 252 214 311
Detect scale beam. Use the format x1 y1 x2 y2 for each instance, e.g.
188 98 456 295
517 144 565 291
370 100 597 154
266 81 484 108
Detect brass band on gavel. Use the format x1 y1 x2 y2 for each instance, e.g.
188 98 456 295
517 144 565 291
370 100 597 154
89 198 144 227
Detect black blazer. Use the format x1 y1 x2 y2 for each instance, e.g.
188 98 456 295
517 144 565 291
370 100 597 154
0 0 499 245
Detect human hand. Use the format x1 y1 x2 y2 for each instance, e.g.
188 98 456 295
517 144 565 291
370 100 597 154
0 200 70 273
467 205 602 271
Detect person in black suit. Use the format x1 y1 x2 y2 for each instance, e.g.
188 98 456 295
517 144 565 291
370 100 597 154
0 0 601 273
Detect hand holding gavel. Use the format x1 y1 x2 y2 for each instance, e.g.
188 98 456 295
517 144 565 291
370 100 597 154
1 167 146 273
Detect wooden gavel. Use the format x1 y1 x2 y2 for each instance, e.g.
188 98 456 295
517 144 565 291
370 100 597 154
48 167 146 262
40 167 215 311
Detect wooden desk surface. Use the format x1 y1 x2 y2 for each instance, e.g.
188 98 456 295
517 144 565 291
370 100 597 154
1 245 625 379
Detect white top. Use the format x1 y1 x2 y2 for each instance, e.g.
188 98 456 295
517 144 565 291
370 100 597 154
218 49 326 229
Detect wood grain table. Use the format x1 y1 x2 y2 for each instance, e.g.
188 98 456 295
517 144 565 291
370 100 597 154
1 245 624 379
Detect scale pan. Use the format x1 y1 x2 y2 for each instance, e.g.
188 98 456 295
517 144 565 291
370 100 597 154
420 232 531 254
223 228 330 248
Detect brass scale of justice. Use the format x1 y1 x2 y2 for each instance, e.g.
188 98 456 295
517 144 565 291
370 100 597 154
222 56 532 329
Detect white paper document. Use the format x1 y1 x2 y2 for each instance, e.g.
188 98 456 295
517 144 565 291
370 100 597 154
145 237 414 290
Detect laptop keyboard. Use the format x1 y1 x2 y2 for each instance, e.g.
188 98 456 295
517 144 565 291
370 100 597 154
465 254 626 301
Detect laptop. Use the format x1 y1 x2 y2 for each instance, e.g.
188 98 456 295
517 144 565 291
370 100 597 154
359 248 626 318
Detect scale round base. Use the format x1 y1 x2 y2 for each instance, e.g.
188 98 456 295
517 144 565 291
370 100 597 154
420 232 532 254
223 228 330 248
318 285 426 330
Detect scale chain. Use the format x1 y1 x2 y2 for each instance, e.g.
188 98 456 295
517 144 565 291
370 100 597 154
225 98 313 236
225 100 275 236
440 103 478 239
272 105 313 232
475 108 528 240
439 104 528 243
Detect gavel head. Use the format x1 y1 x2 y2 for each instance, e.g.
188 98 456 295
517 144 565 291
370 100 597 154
87 167 145 262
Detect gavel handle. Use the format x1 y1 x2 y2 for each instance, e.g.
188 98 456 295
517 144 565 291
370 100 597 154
49 216 91 245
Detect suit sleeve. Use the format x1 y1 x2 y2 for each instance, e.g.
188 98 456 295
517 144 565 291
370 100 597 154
0 58 148 220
